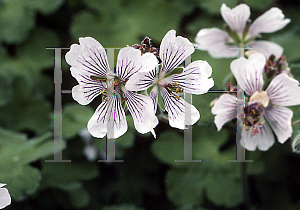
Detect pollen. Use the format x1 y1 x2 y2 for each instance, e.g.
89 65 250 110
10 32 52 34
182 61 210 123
121 97 128 103
174 82 178 87
249 91 269 107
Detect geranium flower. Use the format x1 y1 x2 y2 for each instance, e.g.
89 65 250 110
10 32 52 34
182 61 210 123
212 53 300 151
126 30 214 129
195 3 290 59
66 37 158 139
0 184 11 209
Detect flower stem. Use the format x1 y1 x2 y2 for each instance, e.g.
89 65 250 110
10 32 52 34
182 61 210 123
292 120 300 126
241 160 251 210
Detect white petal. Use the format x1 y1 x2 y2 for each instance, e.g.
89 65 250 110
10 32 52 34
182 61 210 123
160 30 194 74
116 47 158 81
125 65 158 91
248 7 290 37
230 53 265 95
65 37 109 78
194 28 237 58
161 88 200 129
122 87 158 136
0 184 11 209
221 3 250 34
87 92 127 139
166 60 214 94
266 74 300 106
211 94 243 131
71 68 107 105
150 85 159 113
247 40 283 59
241 121 275 151
264 105 293 144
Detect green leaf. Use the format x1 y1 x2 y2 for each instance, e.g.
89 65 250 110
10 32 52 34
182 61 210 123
62 104 94 139
68 188 91 208
0 72 13 107
0 1 35 43
199 0 238 15
41 162 99 187
244 0 276 10
165 166 206 206
17 28 60 71
193 92 221 125
4 165 42 201
25 0 64 15
103 204 145 210
271 29 300 62
72 0 184 47
206 173 242 207
0 128 64 200
0 96 51 135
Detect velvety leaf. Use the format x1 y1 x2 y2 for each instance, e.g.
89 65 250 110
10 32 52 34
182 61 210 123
62 104 94 139
0 128 64 201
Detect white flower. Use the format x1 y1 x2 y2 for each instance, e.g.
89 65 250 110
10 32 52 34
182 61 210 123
126 30 214 129
66 37 159 139
0 184 11 209
195 4 290 59
212 53 300 151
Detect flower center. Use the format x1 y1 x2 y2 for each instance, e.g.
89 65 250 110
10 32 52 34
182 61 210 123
249 91 269 107
243 102 265 135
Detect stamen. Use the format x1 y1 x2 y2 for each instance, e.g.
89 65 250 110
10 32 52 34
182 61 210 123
121 97 128 104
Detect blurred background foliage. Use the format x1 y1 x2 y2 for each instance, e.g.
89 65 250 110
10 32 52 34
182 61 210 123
0 0 300 209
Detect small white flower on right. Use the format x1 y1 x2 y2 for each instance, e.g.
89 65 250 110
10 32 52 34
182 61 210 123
195 3 290 59
126 30 214 129
212 53 300 151
0 184 11 209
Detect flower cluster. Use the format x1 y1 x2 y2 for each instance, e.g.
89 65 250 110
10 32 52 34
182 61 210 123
66 30 214 139
195 3 290 59
212 53 300 151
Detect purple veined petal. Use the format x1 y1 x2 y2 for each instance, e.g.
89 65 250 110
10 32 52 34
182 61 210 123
241 120 275 151
122 87 158 137
266 74 300 106
125 65 158 91
247 40 283 58
194 28 237 58
264 105 293 144
160 30 194 74
230 53 265 95
65 37 110 78
71 67 107 105
150 85 159 113
160 87 200 129
248 7 290 38
87 92 127 139
0 184 11 209
165 60 214 94
116 47 158 81
221 3 250 34
211 94 243 131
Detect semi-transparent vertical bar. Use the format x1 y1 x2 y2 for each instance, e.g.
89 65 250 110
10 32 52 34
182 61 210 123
175 55 201 163
46 48 71 162
98 48 123 162
228 47 253 163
